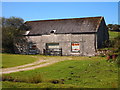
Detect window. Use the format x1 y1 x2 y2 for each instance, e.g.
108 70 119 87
29 43 37 49
28 43 38 54
71 42 80 53
25 31 30 35
50 30 56 33
46 43 59 49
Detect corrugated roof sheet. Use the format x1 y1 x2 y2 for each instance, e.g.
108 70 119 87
25 16 103 35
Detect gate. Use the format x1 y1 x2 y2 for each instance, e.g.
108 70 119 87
44 48 62 56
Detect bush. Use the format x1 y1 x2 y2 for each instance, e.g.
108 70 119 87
2 75 14 81
26 74 42 83
99 53 105 57
116 54 120 67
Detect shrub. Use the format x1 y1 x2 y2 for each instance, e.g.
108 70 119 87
2 75 14 81
99 53 105 57
26 74 43 83
116 54 120 67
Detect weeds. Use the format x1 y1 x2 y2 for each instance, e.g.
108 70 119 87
116 55 120 67
2 74 43 84
2 75 65 84
48 79 64 84
26 74 42 83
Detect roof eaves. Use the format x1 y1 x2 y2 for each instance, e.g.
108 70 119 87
95 17 103 31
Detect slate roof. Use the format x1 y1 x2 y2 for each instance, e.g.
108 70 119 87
25 16 104 35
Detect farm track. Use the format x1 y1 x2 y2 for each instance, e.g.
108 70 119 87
1 57 72 74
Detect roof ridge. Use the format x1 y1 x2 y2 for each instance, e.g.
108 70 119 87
25 16 103 23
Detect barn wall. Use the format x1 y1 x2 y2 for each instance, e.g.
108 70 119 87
97 18 109 48
26 34 96 56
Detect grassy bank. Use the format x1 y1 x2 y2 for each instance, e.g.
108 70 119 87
2 56 118 88
109 31 120 39
2 54 38 68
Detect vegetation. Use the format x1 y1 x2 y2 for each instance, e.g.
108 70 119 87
2 81 80 88
2 56 118 88
107 24 120 31
108 31 120 51
102 31 120 65
116 55 120 67
107 24 120 48
2 54 37 68
1 17 28 53
109 31 120 40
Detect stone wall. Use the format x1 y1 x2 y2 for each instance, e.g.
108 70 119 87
97 18 109 48
26 34 96 56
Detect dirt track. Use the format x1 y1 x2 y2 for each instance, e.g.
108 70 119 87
2 57 72 74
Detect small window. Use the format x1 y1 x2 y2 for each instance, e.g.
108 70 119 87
29 43 37 50
46 43 59 49
50 30 56 33
71 42 80 53
25 31 30 35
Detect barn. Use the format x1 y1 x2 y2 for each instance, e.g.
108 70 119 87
15 16 109 56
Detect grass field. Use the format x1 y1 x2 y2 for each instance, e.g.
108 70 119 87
1 29 119 88
2 56 118 88
109 31 120 39
2 54 38 68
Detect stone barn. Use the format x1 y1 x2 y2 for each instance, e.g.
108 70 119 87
15 16 109 56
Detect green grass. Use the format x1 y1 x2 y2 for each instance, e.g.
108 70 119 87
109 31 120 40
2 54 38 68
2 81 80 88
2 56 118 88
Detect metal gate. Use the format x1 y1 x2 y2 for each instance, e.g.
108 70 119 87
44 48 62 56
44 43 62 56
